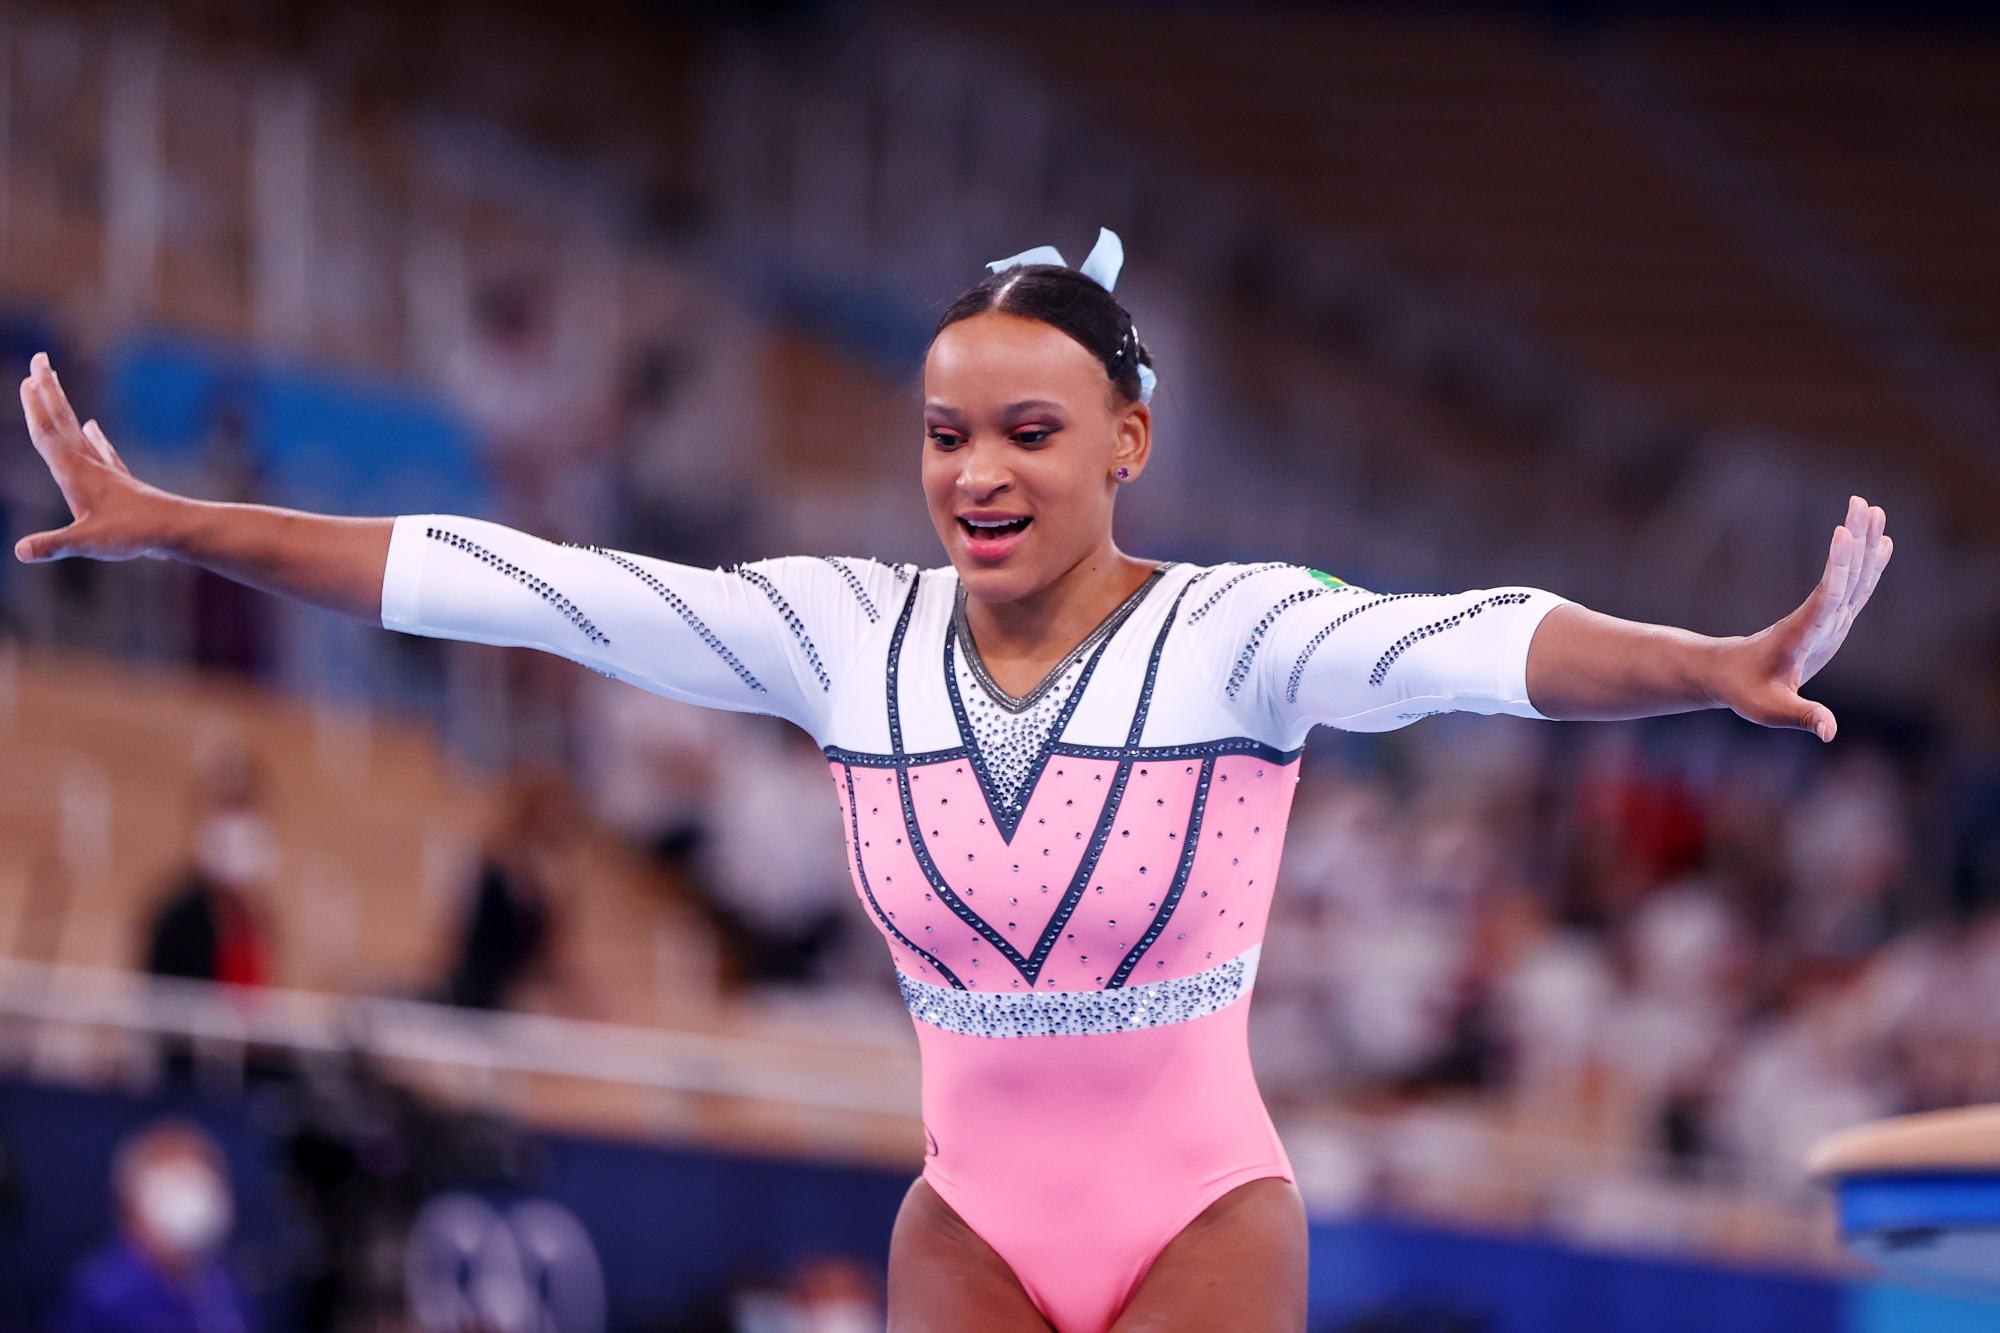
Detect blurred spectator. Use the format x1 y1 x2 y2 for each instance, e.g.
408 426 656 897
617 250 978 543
189 390 271 680
443 768 577 1011
578 677 722 873
784 1257 884 1333
445 269 619 546
1600 882 1746 1163
1240 712 1959 1189
732 1256 884 1333
1714 969 1900 1197
144 756 277 988
698 718 854 987
51 1120 250 1333
1499 922 1617 1130
1783 749 1908 964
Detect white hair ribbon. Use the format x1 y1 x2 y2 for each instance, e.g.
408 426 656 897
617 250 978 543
983 227 1153 403
985 228 1126 292
1077 227 1125 291
985 244 1067 274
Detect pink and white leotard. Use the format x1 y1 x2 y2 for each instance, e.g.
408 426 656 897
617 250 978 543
379 518 1564 1333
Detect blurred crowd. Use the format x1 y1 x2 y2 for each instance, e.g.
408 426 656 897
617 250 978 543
1255 710 1998 1196
575 670 2000 1197
47 1107 888 1333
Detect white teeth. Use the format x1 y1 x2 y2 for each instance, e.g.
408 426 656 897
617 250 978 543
965 517 1026 530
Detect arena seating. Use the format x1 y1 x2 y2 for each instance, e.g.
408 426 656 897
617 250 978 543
935 7 1978 511
0 645 924 1163
1645 26 2000 380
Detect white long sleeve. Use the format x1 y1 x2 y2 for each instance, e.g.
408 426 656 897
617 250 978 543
1180 563 1566 748
378 514 907 738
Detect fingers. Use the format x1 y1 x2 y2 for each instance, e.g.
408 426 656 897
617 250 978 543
18 371 59 451
19 360 87 479
1858 534 1892 605
14 523 79 563
1798 523 1856 651
29 352 81 436
82 420 127 474
1817 499 1890 650
1790 497 1894 687
1758 685 1837 743
1844 502 1890 616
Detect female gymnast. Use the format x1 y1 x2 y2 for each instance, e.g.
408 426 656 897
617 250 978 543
13 229 1890 1333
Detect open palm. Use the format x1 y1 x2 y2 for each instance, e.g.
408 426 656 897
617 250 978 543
1717 495 1892 742
14 352 171 563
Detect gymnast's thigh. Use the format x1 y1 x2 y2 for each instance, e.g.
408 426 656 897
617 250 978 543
887 1177 1055 1333
1110 1177 1309 1333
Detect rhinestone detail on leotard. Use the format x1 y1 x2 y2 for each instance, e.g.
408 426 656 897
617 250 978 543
1368 592 1532 686
733 564 830 691
944 569 1166 840
427 527 608 646
897 945 1260 1037
589 547 764 693
1185 563 1285 624
818 556 881 624
953 646 1087 814
952 569 1165 714
1283 592 1445 704
1225 585 1343 700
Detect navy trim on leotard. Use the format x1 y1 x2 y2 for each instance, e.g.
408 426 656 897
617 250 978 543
882 574 1200 987
1108 753 1215 988
840 765 964 989
822 738 1305 770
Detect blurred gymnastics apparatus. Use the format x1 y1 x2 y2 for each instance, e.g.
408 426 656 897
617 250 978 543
0 1 1994 1331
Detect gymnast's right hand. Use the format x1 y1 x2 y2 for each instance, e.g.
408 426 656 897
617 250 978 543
11 351 391 615
14 352 174 563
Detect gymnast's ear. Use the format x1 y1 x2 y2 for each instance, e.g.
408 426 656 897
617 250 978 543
1110 398 1151 487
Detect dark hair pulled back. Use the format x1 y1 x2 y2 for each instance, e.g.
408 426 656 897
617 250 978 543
934 265 1154 406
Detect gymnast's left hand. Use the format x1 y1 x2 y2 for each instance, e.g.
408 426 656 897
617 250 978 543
1528 496 1891 739
1702 494 1890 742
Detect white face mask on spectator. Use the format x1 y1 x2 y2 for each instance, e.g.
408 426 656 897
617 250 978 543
195 811 280 892
135 1159 233 1258
798 1304 882 1333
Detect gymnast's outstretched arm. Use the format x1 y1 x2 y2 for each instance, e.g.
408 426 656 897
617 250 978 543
9 352 893 734
13 353 391 617
1524 497 1890 741
1208 503 1889 746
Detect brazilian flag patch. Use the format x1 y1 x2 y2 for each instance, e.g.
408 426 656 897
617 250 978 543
1307 569 1346 590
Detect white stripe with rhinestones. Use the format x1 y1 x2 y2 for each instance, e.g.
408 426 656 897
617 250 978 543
896 946 1260 1038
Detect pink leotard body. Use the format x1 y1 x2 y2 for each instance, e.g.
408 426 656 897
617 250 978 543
380 519 1563 1333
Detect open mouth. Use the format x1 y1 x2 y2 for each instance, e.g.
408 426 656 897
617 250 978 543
959 515 1032 540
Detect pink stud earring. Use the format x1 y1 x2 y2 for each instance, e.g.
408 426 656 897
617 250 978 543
1114 467 1131 481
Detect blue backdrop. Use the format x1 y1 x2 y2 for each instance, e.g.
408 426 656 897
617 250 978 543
2 1078 1986 1332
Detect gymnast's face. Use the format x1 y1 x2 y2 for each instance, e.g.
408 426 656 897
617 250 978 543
922 311 1150 605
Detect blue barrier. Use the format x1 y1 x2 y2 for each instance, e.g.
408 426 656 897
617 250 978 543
106 338 488 518
0 1079 1962 1333
1309 1215 1842 1333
